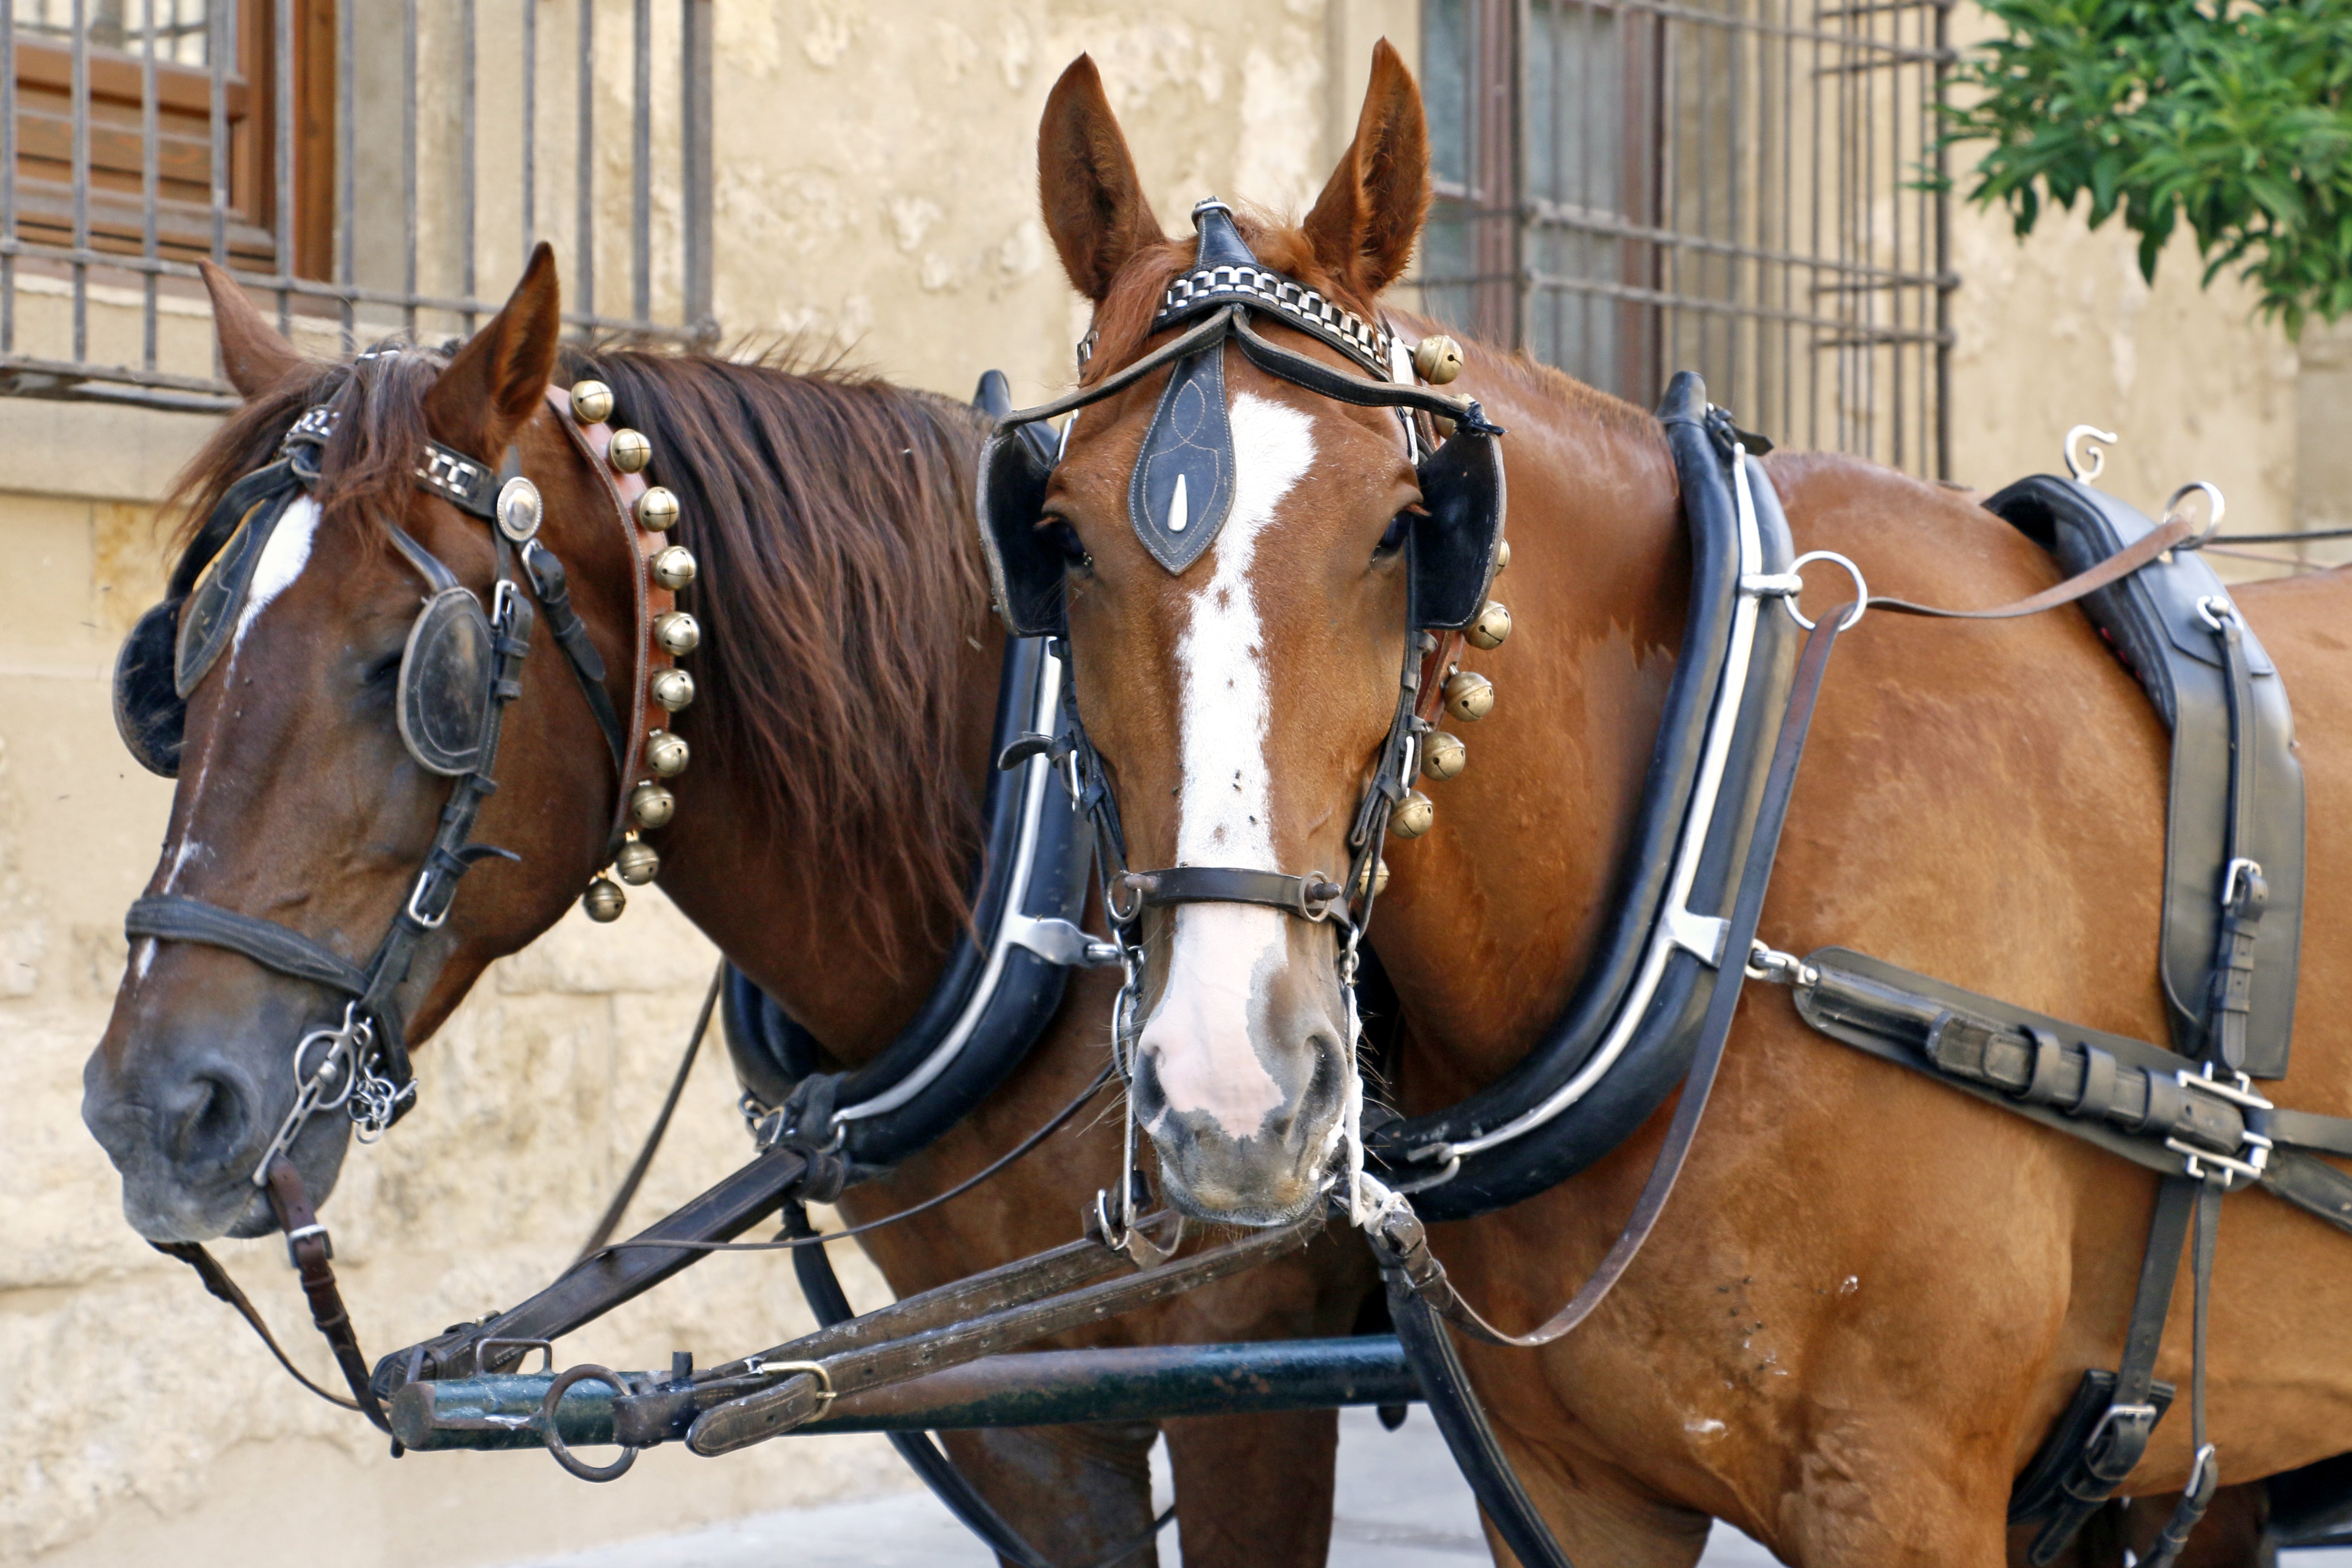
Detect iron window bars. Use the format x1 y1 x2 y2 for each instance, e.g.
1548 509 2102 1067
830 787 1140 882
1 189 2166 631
0 0 715 414
1417 0 1955 478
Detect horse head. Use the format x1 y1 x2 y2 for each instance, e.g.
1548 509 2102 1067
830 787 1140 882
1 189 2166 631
82 246 658 1242
1008 46 1495 1225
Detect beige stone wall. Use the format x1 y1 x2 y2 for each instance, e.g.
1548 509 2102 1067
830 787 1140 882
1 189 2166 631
2 4 1398 1566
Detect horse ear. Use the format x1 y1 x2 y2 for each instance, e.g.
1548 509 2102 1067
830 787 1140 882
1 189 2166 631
198 260 304 398
425 242 563 459
1038 54 1167 302
1302 40 1430 298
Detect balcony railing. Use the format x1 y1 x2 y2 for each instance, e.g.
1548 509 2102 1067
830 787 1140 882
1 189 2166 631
0 0 716 413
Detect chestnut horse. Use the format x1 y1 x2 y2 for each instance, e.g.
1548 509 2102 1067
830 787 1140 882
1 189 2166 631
77 249 1371 1567
1017 43 2352 1567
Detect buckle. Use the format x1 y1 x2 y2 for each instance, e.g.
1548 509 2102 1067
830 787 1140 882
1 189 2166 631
2222 856 2266 913
2083 1400 2160 1473
2166 1064 2275 1188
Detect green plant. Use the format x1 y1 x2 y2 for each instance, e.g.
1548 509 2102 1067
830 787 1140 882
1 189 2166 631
1945 0 2352 334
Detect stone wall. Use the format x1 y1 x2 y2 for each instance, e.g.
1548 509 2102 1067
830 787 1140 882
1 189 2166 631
0 3 2317 1565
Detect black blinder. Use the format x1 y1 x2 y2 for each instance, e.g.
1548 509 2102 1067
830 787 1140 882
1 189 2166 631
395 587 498 777
174 485 302 698
113 596 188 777
1409 427 1508 632
976 420 1071 639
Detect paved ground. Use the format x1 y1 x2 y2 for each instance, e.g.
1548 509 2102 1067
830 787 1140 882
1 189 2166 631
508 1407 1780 1567
508 1406 2352 1566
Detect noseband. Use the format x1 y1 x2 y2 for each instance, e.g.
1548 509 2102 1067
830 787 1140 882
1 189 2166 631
112 362 696 1181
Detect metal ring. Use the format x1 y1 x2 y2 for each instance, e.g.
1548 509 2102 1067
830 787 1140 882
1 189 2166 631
1783 550 1870 632
541 1364 640 1483
2064 425 2119 483
2164 481 2227 549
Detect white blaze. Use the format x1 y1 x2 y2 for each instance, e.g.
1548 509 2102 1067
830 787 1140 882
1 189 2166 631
232 496 321 655
1138 393 1314 1139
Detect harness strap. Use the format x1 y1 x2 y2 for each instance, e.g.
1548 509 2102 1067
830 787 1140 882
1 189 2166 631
784 1201 1178 1568
264 1157 395 1436
1116 866 1343 920
126 894 369 995
149 1237 365 1414
1865 513 2196 621
1375 600 1850 1351
2205 606 2265 1072
2027 1175 2201 1561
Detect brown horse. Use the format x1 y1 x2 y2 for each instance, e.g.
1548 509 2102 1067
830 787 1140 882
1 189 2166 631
1020 41 2352 1567
77 248 1372 1567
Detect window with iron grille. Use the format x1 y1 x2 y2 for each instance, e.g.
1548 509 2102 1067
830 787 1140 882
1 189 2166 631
1416 0 1955 476
0 0 715 413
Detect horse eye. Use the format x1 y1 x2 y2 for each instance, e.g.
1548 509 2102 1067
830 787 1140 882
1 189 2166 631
1045 518 1091 569
1376 512 1411 556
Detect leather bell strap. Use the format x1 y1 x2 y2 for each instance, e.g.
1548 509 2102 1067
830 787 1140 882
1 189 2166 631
1114 866 1344 922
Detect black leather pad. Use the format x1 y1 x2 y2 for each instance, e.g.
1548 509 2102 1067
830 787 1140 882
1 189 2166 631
1988 476 2304 1078
395 587 496 777
1127 347 1234 574
113 597 187 777
1411 429 1507 631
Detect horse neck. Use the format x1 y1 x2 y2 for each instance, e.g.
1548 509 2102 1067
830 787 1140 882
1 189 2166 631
649 624 1004 1066
1379 359 1694 1104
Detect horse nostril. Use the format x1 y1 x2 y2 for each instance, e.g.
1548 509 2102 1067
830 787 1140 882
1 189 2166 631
167 1070 251 1169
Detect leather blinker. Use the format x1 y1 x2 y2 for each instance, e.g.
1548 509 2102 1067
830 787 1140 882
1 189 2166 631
395 586 498 777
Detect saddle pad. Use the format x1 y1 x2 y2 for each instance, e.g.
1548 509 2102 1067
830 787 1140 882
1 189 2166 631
1986 476 2304 1078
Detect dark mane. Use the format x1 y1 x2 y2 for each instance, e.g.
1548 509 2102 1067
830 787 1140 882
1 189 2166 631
576 346 991 971
165 339 992 974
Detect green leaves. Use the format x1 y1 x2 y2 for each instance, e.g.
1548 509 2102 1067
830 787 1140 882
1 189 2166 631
1945 0 2352 334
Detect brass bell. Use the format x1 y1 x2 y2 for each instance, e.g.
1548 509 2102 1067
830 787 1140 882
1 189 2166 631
646 729 690 778
608 428 652 474
1413 334 1464 386
1353 858 1391 898
1495 538 1511 576
1390 790 1435 839
636 486 680 532
630 780 676 829
1467 599 1513 651
570 380 615 425
1444 670 1495 722
1423 730 1467 781
582 876 626 922
615 837 661 886
651 545 698 591
650 668 696 712
654 610 701 655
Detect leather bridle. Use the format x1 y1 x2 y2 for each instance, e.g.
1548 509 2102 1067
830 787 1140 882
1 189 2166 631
124 373 668 1184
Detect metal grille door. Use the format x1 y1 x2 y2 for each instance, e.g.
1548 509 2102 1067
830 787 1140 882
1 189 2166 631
1418 0 1954 475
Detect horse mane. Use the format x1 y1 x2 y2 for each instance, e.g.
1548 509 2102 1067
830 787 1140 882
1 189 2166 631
1081 205 1660 443
165 339 991 975
575 346 990 971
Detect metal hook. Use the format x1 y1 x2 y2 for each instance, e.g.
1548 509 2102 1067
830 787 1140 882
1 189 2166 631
2064 425 2119 484
2164 481 2227 550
